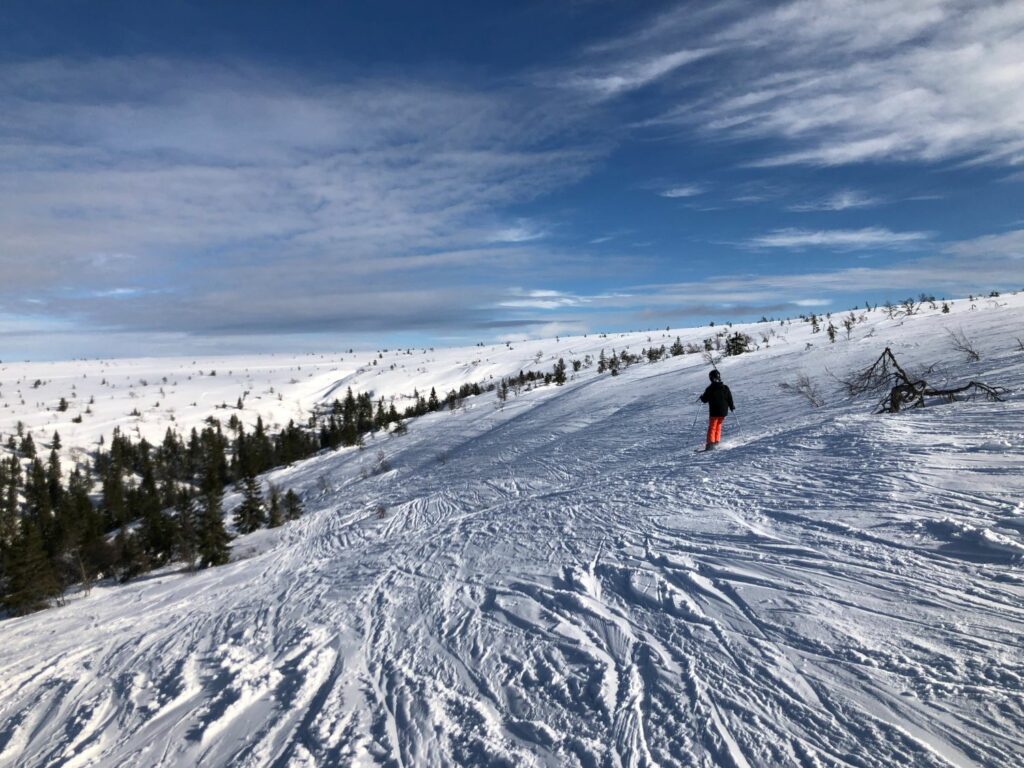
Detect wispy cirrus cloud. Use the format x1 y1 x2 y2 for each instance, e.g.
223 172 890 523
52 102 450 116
747 227 931 250
0 58 607 342
604 1 1024 168
490 222 548 243
788 189 881 212
660 184 705 198
499 289 588 310
945 228 1024 260
563 48 714 99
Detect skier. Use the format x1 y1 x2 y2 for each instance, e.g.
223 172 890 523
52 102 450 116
699 369 735 451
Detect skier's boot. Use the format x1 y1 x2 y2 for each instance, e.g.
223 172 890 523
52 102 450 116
704 441 715 451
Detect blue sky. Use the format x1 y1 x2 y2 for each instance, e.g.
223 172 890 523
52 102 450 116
2 0 1023 359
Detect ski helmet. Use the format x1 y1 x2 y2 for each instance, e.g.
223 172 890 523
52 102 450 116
709 369 721 382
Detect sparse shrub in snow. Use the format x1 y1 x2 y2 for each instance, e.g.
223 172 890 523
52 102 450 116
946 327 981 362
779 373 825 408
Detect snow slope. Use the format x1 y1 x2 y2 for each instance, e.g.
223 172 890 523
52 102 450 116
2 295 1024 767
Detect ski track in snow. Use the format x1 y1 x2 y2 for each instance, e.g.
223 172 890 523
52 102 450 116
2 299 1024 766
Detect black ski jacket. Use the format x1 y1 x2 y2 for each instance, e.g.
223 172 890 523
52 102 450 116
700 381 735 418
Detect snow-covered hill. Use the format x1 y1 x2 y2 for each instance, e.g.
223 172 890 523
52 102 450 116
2 295 1023 767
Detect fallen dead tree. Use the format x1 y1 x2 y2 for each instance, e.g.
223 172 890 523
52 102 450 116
843 347 1009 413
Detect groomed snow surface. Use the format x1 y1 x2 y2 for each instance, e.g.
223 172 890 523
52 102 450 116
2 296 1024 767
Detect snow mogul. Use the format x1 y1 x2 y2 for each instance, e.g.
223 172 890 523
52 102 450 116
699 369 735 451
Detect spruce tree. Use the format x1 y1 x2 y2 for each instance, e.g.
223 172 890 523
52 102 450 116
46 449 64 513
197 487 231 568
267 486 284 528
173 492 199 570
553 358 567 385
114 525 149 583
0 458 19 552
3 523 61 615
23 459 53 547
102 466 127 530
233 474 266 534
283 489 304 521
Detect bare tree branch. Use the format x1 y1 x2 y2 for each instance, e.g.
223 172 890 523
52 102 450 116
843 347 1008 413
946 327 980 362
779 373 825 407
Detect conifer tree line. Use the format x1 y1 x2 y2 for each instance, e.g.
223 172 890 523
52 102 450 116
0 413 316 616
0 379 502 617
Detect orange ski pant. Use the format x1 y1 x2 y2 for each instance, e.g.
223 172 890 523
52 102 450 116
706 416 724 444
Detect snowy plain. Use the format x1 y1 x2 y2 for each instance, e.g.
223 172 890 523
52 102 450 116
1 294 1023 767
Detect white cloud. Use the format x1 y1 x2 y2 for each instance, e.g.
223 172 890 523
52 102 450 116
748 227 931 250
490 223 547 243
619 1 1024 167
565 48 714 99
792 298 831 307
499 289 588 310
660 185 705 198
0 58 604 338
788 189 881 211
945 228 1024 259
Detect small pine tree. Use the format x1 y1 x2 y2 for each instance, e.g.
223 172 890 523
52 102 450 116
114 525 150 583
174 492 199 570
197 488 231 568
725 332 752 356
283 489 304 521
670 337 685 356
941 302 951 313
827 323 837 343
267 486 284 528
3 524 61 615
553 358 567 385
233 474 266 535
